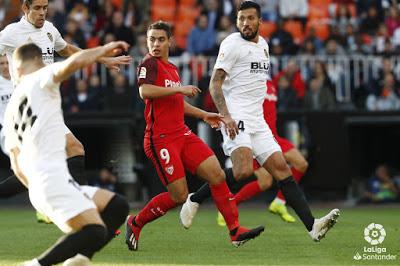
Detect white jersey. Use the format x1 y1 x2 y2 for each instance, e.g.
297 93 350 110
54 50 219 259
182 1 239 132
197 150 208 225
0 75 13 126
0 17 67 85
4 63 65 177
214 32 270 133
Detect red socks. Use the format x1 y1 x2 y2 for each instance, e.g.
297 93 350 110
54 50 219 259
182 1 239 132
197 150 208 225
210 182 239 231
234 181 263 205
276 167 304 201
135 192 177 228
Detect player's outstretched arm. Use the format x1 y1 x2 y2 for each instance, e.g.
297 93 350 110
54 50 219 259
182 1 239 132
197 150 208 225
139 84 201 99
57 43 132 71
210 69 238 139
184 101 223 129
53 41 129 84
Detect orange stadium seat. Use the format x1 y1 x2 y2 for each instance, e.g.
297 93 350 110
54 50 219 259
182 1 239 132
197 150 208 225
152 5 176 23
177 5 200 21
259 21 277 38
306 20 330 40
309 0 331 5
308 3 330 20
179 0 197 6
283 21 304 43
174 22 194 37
152 0 177 9
348 3 357 17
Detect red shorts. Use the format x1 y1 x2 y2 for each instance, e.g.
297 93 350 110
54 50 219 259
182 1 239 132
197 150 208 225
252 135 295 170
144 131 214 186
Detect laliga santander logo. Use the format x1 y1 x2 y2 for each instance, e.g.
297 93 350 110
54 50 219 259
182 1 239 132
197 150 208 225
364 223 386 245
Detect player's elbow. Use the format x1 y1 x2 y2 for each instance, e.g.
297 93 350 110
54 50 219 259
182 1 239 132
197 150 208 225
139 86 151 99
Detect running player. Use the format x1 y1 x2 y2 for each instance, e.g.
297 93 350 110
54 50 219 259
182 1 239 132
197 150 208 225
0 0 131 196
217 80 309 225
125 21 264 251
5 42 130 266
180 1 339 242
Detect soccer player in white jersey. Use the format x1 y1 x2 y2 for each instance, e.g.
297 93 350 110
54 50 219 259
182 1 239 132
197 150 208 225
4 42 130 266
0 0 130 200
0 55 13 151
180 1 340 242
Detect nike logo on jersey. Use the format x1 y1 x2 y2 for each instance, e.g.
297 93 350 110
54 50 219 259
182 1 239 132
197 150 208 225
265 93 277 102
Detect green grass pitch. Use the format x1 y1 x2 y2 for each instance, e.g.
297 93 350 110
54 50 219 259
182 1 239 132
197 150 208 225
0 206 398 265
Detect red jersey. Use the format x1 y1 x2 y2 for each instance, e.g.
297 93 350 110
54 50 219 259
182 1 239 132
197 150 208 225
263 80 278 136
137 54 188 139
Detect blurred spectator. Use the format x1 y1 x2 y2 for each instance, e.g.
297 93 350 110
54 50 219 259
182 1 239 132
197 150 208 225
102 32 117 44
203 0 223 29
343 24 360 53
319 38 346 56
368 56 398 96
374 24 389 54
64 18 87 48
123 1 142 28
359 6 381 36
270 20 297 55
187 14 217 56
272 59 306 98
303 27 324 52
0 0 9 29
304 78 336 110
105 73 134 111
384 6 400 36
105 10 135 46
256 0 278 22
276 75 299 111
331 3 357 37
46 1 67 31
68 79 100 113
92 166 119 192
359 164 399 203
279 0 308 27
310 61 336 98
169 36 185 57
378 37 395 56
216 15 235 45
130 32 148 58
366 73 400 110
299 38 317 55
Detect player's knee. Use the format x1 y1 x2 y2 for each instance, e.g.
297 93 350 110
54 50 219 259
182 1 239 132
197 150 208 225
296 160 309 173
104 194 130 227
258 176 272 191
234 167 253 181
171 189 188 204
66 137 85 157
81 224 108 251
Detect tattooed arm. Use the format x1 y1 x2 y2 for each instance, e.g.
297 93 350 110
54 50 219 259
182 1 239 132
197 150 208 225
209 69 238 139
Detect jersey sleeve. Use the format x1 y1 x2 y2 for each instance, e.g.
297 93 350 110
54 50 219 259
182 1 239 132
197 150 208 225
39 63 62 90
213 38 239 74
137 57 158 86
52 24 67 52
0 26 15 55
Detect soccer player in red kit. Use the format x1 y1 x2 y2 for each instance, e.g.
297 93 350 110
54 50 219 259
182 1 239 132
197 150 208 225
125 21 264 251
228 80 309 223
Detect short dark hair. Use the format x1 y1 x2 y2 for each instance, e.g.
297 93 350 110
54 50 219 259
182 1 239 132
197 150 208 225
14 43 43 63
238 1 261 18
22 0 33 6
147 21 172 38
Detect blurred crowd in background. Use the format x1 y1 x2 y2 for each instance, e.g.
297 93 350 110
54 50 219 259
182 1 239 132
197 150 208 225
2 0 400 113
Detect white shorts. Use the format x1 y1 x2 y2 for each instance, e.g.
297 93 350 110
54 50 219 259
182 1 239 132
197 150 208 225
221 128 281 166
28 169 98 234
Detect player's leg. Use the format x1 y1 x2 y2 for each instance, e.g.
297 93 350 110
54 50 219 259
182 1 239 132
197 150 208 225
0 174 27 198
262 152 339 240
187 132 257 205
65 131 87 185
270 144 308 222
32 208 107 266
126 140 186 251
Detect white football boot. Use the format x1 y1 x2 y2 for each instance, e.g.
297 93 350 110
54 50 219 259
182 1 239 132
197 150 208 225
309 208 340 242
179 193 199 229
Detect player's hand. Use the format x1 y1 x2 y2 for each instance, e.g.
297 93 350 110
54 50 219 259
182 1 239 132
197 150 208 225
203 112 224 129
222 115 239 140
100 41 132 71
179 85 201 98
101 55 132 71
